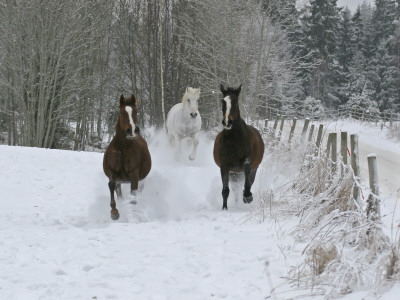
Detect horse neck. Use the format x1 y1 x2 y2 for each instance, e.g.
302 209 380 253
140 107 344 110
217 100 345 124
180 99 192 118
114 120 128 145
233 117 246 130
226 114 247 137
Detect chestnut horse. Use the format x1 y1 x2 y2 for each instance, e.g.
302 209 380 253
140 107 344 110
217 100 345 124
213 84 264 210
103 94 151 220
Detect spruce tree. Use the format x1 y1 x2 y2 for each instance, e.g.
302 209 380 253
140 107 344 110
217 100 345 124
299 0 341 107
336 8 354 104
370 0 399 113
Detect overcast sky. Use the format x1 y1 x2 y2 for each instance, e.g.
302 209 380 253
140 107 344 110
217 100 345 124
337 0 373 11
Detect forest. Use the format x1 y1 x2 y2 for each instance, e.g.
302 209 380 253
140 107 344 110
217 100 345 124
0 0 399 150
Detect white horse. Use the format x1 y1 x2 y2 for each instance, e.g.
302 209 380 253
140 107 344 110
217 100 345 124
166 87 201 160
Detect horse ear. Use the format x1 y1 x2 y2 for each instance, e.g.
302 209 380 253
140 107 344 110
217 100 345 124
119 94 125 107
235 84 242 96
220 84 226 95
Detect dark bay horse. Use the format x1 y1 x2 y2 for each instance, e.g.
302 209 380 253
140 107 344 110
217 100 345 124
103 94 151 220
213 84 264 210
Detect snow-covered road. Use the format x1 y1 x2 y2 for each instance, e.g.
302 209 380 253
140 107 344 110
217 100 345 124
326 120 400 197
283 118 400 197
0 132 284 300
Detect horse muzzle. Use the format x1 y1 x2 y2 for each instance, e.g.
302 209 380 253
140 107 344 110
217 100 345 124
190 112 198 119
126 127 138 139
222 119 232 130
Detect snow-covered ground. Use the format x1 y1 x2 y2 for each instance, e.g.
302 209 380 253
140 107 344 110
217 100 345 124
0 119 399 299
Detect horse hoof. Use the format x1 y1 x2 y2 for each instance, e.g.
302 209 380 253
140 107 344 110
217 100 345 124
129 200 137 205
222 205 228 210
111 210 120 220
189 155 195 161
243 194 253 203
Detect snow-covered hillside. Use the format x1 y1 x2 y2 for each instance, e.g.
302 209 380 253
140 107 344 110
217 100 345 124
0 120 399 299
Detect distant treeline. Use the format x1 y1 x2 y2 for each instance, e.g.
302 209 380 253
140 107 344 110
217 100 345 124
0 0 398 150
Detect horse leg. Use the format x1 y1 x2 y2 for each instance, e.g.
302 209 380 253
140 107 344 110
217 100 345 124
243 159 254 203
108 180 120 220
169 134 175 148
177 136 182 154
129 170 140 204
189 135 199 161
115 182 122 199
221 167 230 210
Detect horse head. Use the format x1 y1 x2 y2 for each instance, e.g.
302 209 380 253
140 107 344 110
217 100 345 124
118 94 140 139
183 87 200 119
220 84 242 130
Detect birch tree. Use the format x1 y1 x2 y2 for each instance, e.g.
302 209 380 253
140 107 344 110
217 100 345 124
0 0 114 148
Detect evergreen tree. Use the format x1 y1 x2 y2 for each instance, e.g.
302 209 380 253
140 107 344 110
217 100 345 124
298 0 342 107
370 0 399 113
351 7 364 54
372 0 397 53
335 8 354 104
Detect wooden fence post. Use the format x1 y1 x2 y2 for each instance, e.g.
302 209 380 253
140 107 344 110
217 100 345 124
301 118 310 141
350 134 360 203
273 115 279 136
308 124 315 142
278 115 286 141
327 132 337 173
341 131 348 165
327 132 332 157
315 124 324 150
264 119 268 131
288 118 297 144
367 154 380 221
390 112 393 128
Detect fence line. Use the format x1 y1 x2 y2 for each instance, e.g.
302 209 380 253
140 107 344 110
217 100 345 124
257 104 400 124
262 117 382 221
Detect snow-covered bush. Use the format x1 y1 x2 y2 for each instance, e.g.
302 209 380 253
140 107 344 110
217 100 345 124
302 97 325 120
252 141 391 298
344 84 380 121
387 122 400 141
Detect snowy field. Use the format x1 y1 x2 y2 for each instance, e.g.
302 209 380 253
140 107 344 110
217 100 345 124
0 119 399 299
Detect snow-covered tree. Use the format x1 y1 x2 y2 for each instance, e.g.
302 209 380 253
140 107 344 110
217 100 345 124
298 0 342 107
302 96 325 119
344 81 380 120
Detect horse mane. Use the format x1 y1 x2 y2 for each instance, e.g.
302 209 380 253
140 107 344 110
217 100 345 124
225 86 238 94
181 87 200 105
181 92 189 105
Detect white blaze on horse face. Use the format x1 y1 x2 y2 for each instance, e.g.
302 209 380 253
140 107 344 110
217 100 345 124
223 96 231 128
189 95 199 113
125 106 136 137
